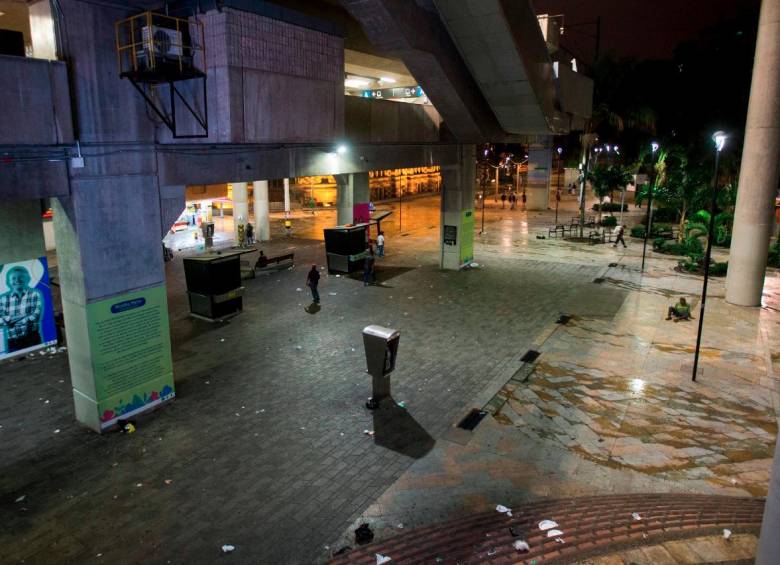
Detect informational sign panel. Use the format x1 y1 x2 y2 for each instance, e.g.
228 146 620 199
460 209 475 265
362 85 424 100
0 257 56 360
87 284 175 429
443 225 457 245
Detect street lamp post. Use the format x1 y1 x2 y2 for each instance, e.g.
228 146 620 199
555 147 563 226
692 132 727 382
641 142 660 272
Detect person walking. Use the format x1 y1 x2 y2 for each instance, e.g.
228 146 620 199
521 191 527 210
363 249 376 286
509 192 516 210
500 192 507 209
246 222 255 245
376 231 385 257
306 264 320 303
613 224 627 248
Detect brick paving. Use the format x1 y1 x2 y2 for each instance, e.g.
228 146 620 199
0 199 630 564
328 494 764 564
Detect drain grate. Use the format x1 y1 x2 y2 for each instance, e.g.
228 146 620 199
556 314 571 325
520 349 540 363
457 409 487 430
593 277 605 284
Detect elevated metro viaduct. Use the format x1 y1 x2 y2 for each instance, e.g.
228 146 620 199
0 0 592 431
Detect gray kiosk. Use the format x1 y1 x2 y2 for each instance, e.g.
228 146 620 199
362 325 400 409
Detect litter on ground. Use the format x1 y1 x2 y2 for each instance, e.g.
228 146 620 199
546 530 564 538
513 540 530 552
723 529 732 540
538 520 558 531
376 554 392 565
632 512 642 521
496 504 513 517
221 544 235 554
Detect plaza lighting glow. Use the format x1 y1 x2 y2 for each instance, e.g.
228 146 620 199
379 76 396 83
629 378 646 394
344 76 371 88
712 131 727 152
336 144 348 155
557 147 563 155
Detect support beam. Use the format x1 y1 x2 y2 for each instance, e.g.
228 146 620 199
527 142 552 211
726 0 780 306
52 178 174 432
253 180 271 241
335 173 370 225
231 182 249 245
440 145 476 270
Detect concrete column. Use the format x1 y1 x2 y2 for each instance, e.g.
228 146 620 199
335 172 370 225
52 177 174 432
231 182 249 244
726 0 780 306
253 180 271 241
440 145 476 270
283 178 291 217
527 142 552 211
0 199 57 359
758 430 780 563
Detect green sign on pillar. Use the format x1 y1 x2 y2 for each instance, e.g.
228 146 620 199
460 208 475 265
82 284 175 430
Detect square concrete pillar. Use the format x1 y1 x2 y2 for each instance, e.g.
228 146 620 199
253 180 271 241
527 142 552 211
440 145 476 270
335 172 370 225
53 177 174 432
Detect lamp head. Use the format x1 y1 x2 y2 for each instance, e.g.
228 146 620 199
336 144 348 155
556 147 563 155
712 131 727 152
651 141 660 153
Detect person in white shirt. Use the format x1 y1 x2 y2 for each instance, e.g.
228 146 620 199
376 232 385 257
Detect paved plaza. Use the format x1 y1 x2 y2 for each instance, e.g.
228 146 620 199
1 196 778 564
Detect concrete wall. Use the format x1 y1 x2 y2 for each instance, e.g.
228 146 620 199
0 200 45 263
0 55 73 145
345 97 441 143
170 7 344 143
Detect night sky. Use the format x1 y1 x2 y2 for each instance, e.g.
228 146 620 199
534 0 761 60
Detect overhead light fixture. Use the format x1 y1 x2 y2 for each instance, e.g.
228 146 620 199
379 76 396 84
712 131 727 152
0 11 5 17
336 144 348 155
344 76 371 88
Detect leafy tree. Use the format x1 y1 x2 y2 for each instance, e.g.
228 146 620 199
587 163 634 223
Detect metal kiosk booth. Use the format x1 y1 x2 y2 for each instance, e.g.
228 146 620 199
324 223 369 274
183 250 245 321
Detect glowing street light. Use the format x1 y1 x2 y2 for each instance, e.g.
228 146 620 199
692 131 728 382
336 144 348 155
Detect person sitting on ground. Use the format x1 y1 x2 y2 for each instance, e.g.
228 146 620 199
255 250 269 269
666 297 692 322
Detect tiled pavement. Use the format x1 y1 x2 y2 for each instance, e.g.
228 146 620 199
1 197 777 564
328 493 764 564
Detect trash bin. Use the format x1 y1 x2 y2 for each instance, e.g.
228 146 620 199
202 222 215 248
362 325 400 408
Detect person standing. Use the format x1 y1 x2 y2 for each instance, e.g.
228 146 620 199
363 249 376 286
613 224 627 248
306 264 320 303
246 222 255 245
500 192 507 209
521 191 527 209
509 192 516 210
376 231 385 257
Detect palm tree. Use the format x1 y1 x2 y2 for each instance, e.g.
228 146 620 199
588 164 634 224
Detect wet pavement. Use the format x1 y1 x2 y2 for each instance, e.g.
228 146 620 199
1 194 777 564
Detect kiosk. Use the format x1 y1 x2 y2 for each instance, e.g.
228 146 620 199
183 250 245 321
324 224 369 274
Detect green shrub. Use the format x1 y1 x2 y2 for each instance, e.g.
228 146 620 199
768 241 780 268
685 221 708 238
688 210 711 225
714 224 731 247
600 216 617 228
630 225 646 238
684 236 704 256
710 262 728 276
652 237 666 251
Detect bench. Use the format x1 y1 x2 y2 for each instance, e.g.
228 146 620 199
255 252 295 275
548 224 566 238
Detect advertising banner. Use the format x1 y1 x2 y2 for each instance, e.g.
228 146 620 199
353 202 370 225
460 208 475 265
0 257 56 360
86 284 175 429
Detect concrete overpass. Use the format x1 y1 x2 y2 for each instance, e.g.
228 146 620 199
0 0 592 431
